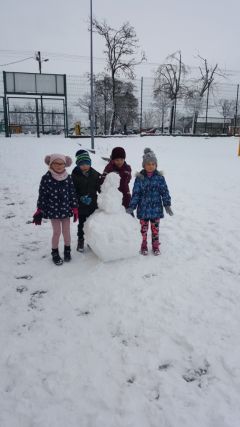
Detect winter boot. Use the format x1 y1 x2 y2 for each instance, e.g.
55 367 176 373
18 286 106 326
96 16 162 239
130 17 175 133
140 243 148 256
77 238 84 253
51 248 63 266
152 248 160 256
64 246 71 262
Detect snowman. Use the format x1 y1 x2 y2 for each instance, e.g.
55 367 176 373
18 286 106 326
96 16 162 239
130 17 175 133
84 172 141 262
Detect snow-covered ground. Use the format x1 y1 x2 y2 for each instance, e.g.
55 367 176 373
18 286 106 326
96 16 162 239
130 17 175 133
0 134 240 427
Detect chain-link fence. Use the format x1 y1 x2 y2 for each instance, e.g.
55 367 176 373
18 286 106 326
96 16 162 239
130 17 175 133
1 72 240 136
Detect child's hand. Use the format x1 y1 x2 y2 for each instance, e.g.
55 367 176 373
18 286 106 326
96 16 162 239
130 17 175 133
80 195 92 205
72 208 79 222
126 207 134 215
165 206 174 216
33 209 43 225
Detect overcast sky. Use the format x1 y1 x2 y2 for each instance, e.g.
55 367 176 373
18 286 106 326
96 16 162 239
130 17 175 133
1 0 240 80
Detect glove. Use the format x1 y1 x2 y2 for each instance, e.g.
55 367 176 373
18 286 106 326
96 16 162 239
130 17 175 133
72 207 79 222
165 206 174 216
80 195 92 206
33 208 43 225
126 207 134 215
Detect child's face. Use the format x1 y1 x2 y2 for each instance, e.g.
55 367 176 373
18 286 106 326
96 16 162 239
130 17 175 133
51 160 66 174
80 164 90 172
144 162 157 173
113 158 125 168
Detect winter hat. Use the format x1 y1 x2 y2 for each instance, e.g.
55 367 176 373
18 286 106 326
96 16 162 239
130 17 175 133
75 150 91 166
142 148 158 167
45 154 72 167
111 147 126 160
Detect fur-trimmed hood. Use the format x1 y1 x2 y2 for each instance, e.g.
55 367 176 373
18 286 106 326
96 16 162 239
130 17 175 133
135 169 164 179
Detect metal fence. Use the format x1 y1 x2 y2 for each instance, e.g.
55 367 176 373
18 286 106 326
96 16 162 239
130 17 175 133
1 72 240 136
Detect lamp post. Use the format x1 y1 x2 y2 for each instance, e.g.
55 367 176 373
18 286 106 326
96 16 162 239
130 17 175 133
36 51 49 134
90 0 95 150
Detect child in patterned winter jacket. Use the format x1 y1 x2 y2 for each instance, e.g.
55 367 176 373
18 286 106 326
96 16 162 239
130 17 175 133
33 154 78 265
127 148 173 256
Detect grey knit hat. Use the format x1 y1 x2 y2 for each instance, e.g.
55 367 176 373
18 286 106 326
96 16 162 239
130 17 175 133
142 147 158 167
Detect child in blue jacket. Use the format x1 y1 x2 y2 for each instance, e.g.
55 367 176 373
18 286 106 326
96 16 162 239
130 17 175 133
127 148 173 255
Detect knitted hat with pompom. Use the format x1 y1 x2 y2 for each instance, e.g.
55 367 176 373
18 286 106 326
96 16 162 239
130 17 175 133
142 148 157 167
44 154 72 167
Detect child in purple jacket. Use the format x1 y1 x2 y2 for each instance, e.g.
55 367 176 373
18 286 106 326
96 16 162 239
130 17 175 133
101 147 132 209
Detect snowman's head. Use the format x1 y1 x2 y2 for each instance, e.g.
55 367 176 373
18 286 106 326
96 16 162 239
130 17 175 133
98 172 123 214
104 172 121 190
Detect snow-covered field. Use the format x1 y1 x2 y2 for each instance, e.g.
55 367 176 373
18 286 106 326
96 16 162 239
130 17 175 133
0 134 240 427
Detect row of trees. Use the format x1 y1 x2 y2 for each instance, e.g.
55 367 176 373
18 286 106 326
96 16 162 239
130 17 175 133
77 18 237 135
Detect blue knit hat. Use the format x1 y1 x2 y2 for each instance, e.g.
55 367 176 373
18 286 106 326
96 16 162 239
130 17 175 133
75 150 91 166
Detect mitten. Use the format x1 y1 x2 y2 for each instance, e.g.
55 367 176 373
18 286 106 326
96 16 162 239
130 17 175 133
80 195 92 206
165 206 174 216
126 207 134 215
33 208 43 225
72 207 79 222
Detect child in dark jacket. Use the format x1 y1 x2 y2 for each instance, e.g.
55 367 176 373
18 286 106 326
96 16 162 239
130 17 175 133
127 148 173 256
33 154 78 265
101 147 132 209
72 150 101 252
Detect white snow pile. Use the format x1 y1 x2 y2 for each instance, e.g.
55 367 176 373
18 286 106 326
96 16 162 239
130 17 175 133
84 172 141 262
1 135 240 427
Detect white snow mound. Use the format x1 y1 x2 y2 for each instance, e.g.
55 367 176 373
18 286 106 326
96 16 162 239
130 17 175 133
84 172 140 261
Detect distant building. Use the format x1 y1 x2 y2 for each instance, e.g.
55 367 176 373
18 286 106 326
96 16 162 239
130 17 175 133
196 117 231 135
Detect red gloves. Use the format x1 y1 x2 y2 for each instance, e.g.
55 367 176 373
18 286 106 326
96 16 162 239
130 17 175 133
33 208 78 224
72 208 79 222
33 208 43 225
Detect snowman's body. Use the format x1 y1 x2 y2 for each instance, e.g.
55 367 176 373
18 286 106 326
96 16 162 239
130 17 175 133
84 173 140 262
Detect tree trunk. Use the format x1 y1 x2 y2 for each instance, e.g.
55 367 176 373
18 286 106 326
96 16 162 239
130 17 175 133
161 111 165 133
192 111 199 134
173 97 177 133
169 102 174 134
110 72 116 135
223 116 226 133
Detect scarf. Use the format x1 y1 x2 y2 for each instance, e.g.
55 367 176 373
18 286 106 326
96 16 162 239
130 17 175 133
49 168 68 181
147 172 154 178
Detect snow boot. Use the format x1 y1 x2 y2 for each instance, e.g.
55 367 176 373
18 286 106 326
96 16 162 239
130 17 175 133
64 245 71 262
140 244 148 256
152 248 160 256
51 249 63 266
77 238 84 253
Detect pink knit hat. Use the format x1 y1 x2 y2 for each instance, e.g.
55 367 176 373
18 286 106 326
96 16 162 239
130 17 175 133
44 154 72 167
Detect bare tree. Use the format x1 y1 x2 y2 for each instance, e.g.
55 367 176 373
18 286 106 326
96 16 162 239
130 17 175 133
188 56 222 133
115 81 138 133
142 110 156 129
185 89 204 120
76 93 91 116
93 19 144 134
154 51 188 134
152 91 171 133
216 98 235 132
95 75 114 134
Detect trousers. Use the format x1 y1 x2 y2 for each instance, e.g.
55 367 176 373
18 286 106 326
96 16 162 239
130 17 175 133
140 219 160 250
